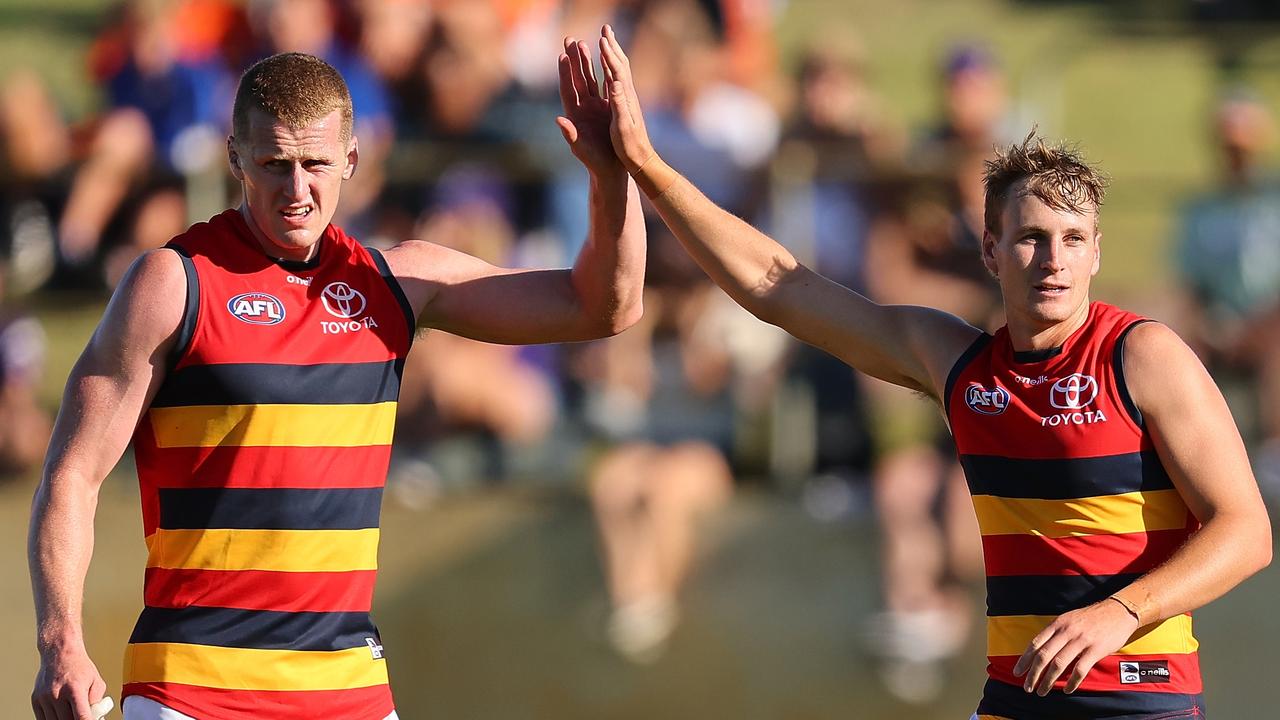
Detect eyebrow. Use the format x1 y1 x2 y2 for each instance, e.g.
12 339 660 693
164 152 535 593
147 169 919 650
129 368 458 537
1015 224 1090 236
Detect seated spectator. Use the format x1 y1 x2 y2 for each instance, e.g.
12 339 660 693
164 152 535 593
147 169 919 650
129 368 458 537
1176 90 1280 495
0 265 52 480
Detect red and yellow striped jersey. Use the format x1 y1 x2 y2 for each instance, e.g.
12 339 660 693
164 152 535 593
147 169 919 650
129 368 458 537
123 209 414 720
946 301 1205 719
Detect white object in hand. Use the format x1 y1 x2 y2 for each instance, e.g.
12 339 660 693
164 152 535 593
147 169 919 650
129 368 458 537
90 695 114 719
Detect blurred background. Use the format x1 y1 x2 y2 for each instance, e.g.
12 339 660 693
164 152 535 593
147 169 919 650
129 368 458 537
2 0 1279 717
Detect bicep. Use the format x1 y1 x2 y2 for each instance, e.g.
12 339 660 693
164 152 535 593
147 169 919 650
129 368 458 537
43 250 185 484
765 266 981 396
1127 324 1262 521
388 241 593 344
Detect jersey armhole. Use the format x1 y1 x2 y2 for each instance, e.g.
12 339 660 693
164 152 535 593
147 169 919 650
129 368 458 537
1113 318 1155 429
163 244 199 371
366 246 417 346
943 332 993 420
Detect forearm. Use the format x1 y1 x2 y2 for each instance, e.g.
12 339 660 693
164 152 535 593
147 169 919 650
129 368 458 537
1112 511 1271 626
28 469 100 655
641 160 800 321
570 170 646 335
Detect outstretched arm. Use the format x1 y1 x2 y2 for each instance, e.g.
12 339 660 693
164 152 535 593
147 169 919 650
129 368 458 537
595 25 977 396
29 250 185 720
1013 322 1272 696
384 38 645 345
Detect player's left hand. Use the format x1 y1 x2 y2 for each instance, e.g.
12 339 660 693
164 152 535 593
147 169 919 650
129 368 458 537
1012 597 1141 695
556 36 625 180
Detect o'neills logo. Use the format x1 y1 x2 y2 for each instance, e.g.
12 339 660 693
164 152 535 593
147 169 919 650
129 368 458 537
1042 373 1107 427
1119 660 1170 684
965 383 1010 415
227 292 285 325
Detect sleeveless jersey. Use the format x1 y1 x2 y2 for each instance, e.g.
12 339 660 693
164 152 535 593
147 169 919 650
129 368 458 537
946 302 1204 720
122 209 415 720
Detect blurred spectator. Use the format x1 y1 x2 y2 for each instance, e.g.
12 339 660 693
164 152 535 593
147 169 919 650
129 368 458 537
914 43 1014 171
63 0 235 287
580 275 735 663
627 0 778 211
573 218 795 662
762 36 902 500
391 167 557 495
855 66 1009 702
0 266 52 480
1175 90 1280 495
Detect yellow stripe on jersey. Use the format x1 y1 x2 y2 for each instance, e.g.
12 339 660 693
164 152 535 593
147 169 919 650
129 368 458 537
124 643 389 691
145 528 380 572
149 402 397 448
971 490 1190 538
987 614 1198 658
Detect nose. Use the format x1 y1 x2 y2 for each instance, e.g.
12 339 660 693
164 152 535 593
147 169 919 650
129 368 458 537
284 163 307 203
1039 237 1065 273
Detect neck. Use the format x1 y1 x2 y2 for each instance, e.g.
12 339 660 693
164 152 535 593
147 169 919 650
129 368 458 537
238 204 318 263
1005 298 1092 353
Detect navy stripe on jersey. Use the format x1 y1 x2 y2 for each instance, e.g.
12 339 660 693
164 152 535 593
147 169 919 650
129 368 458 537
986 573 1143 617
166 245 200 370
944 332 993 418
961 451 1174 500
1114 319 1155 428
367 247 416 341
151 360 403 407
978 678 1204 720
158 488 383 530
129 606 378 651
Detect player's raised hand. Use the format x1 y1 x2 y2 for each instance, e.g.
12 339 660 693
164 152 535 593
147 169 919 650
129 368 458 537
556 36 623 179
597 24 656 174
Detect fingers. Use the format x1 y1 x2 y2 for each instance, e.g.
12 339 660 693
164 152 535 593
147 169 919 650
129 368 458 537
555 116 579 145
1034 640 1084 696
556 52 578 114
575 40 600 98
563 37 590 105
1064 648 1105 694
1015 628 1071 695
70 693 94 720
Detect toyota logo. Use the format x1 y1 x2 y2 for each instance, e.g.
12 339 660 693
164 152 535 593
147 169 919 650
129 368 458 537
321 281 367 319
1049 373 1098 409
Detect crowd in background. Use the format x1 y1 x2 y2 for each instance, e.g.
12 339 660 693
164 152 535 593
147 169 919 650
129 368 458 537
2 0 1279 695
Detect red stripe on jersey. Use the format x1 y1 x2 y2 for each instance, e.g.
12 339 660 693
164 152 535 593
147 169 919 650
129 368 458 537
144 568 378 613
982 528 1193 577
987 652 1202 694
123 682 395 720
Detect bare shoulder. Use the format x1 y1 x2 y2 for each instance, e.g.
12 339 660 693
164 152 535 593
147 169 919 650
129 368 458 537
1121 321 1215 415
96 248 188 360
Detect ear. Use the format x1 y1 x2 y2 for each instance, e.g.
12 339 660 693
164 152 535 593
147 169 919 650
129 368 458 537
1091 231 1102 277
342 136 359 180
981 227 1000 279
227 136 244 182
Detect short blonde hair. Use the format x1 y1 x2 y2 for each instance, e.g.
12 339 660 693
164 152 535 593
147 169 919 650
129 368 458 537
232 53 353 143
983 131 1108 234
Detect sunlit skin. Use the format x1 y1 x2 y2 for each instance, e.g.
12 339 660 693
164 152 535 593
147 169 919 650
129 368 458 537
982 181 1101 352
227 107 357 262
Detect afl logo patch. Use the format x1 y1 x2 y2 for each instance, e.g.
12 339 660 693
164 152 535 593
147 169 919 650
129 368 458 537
965 383 1009 415
227 292 286 325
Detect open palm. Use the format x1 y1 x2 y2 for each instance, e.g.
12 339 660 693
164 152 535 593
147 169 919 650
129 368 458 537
556 37 623 177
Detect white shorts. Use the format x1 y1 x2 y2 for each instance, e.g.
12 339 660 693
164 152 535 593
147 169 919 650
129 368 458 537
123 695 400 719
